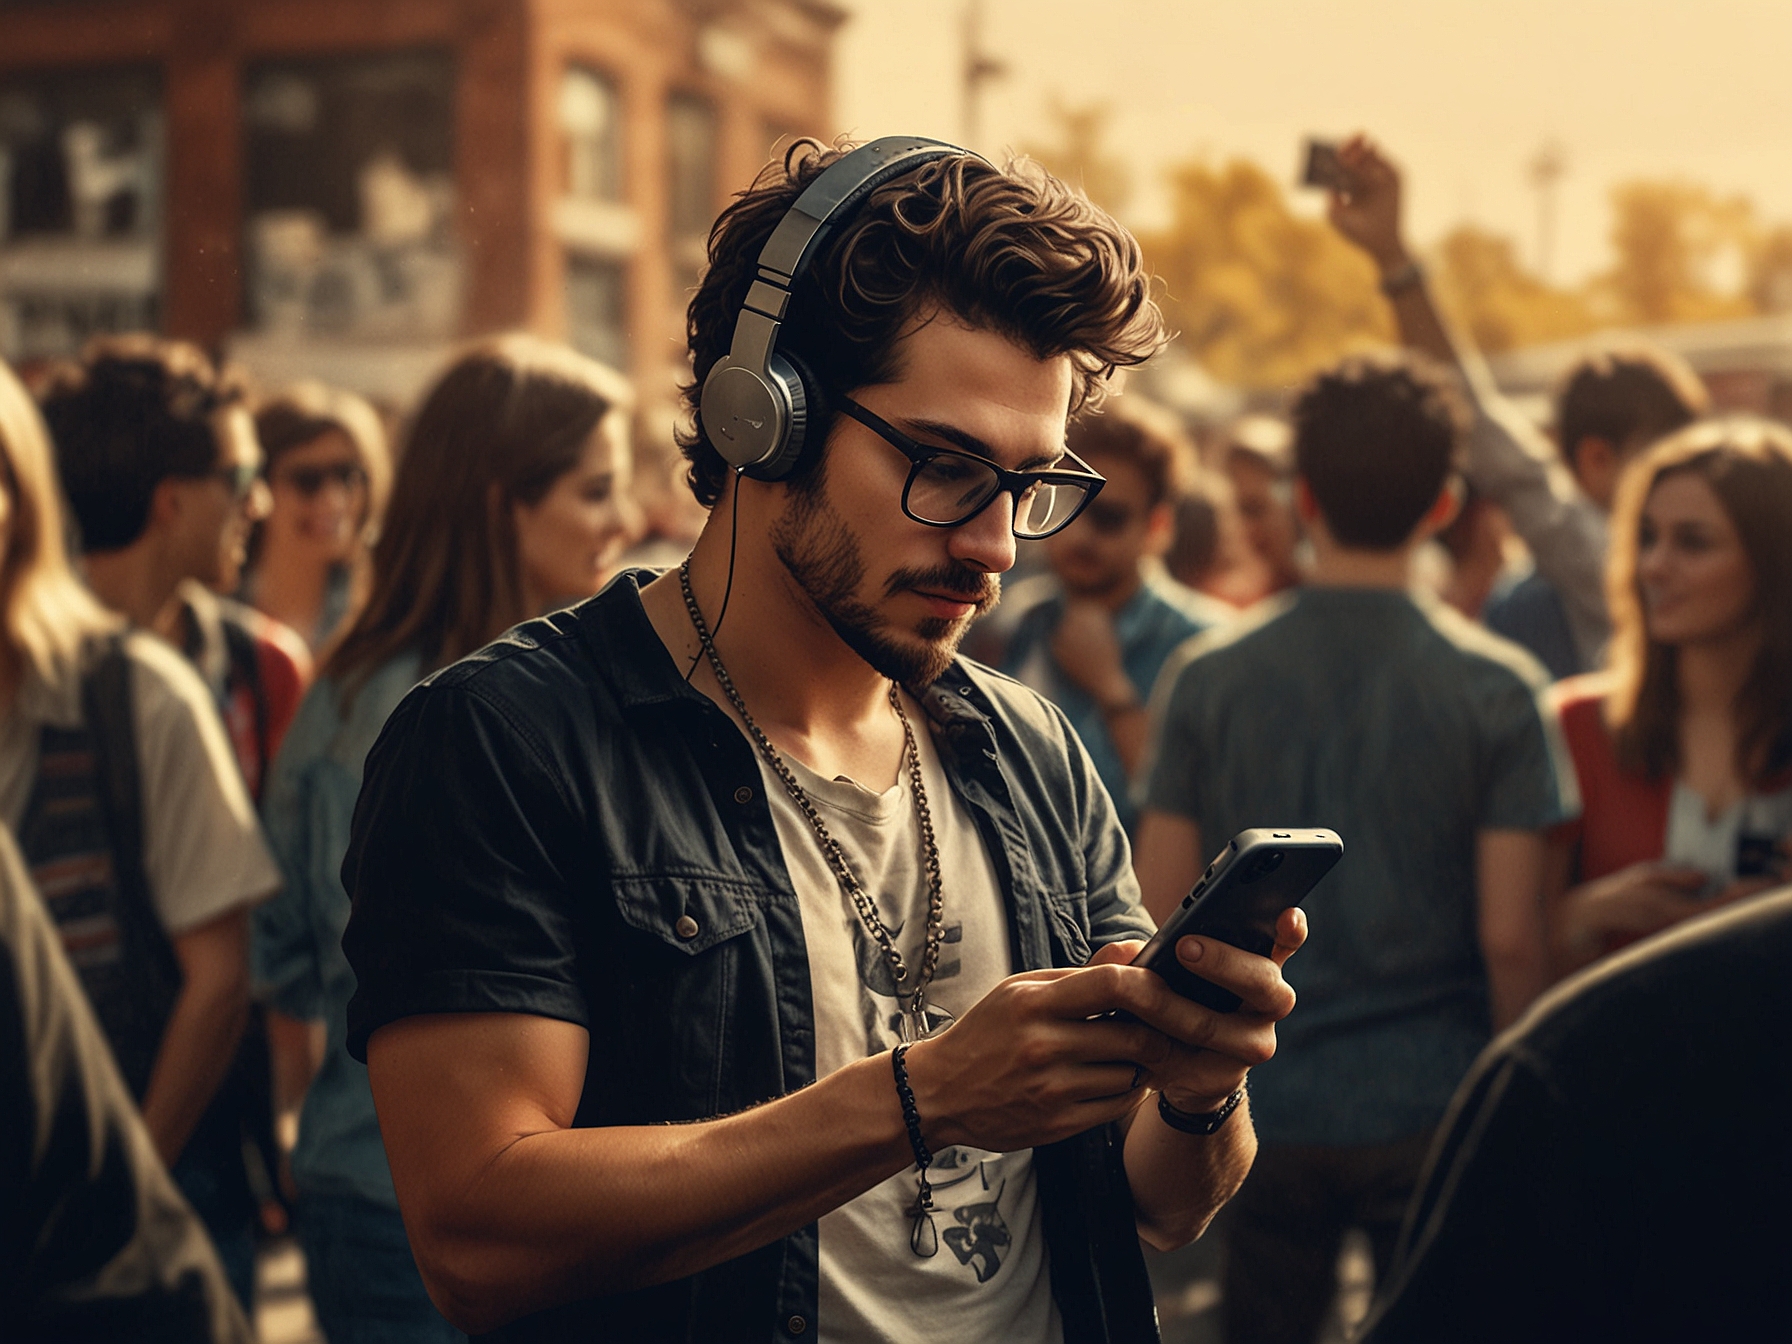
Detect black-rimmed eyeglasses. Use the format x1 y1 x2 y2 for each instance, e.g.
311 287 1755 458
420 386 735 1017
837 397 1105 540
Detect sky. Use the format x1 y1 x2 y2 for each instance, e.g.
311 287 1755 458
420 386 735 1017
830 0 1792 287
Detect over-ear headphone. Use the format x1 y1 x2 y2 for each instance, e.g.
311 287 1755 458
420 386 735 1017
699 136 976 482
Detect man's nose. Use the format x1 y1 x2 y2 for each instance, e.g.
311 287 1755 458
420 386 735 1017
947 489 1018 575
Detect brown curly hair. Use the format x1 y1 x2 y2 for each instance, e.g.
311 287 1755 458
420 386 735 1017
677 140 1167 507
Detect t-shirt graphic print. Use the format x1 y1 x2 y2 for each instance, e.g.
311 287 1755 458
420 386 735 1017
758 695 1063 1344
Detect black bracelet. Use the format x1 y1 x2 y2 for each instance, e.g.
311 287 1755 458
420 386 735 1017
1157 1084 1246 1136
891 1045 936 1256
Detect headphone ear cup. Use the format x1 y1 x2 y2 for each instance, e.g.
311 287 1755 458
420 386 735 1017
743 352 824 482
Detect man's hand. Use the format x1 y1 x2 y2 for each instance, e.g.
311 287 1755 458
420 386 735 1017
1049 598 1135 709
1327 134 1409 272
904 908 1306 1151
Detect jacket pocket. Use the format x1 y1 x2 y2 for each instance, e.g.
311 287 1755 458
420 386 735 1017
611 872 765 953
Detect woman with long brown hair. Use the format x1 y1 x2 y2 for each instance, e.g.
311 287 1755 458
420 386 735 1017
252 335 635 1341
1548 416 1792 974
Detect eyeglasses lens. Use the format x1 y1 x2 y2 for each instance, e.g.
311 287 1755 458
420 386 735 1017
1015 482 1094 539
906 455 1001 525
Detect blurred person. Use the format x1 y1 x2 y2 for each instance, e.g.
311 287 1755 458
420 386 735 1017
244 381 392 653
1328 135 1707 680
253 334 635 1344
1163 464 1253 604
43 338 312 1257
618 422 708 570
999 397 1222 833
1222 414 1303 599
0 356 281 1308
1546 417 1792 977
1135 354 1575 1344
1358 884 1792 1343
336 140 1303 1342
0 820 252 1343
1431 487 1518 621
41 336 311 802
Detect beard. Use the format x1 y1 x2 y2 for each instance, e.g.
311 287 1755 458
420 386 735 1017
769 479 999 688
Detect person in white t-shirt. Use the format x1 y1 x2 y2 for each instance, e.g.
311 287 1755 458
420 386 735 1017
0 356 280 1307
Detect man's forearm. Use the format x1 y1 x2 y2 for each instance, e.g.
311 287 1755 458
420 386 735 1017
378 1038 915 1335
1125 1092 1258 1250
139 969 250 1165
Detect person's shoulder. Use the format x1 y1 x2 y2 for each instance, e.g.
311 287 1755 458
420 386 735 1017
118 628 218 719
1418 596 1554 693
1153 588 1300 693
1143 571 1234 637
1501 886 1792 1074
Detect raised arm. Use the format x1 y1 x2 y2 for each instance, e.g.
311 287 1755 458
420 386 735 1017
1328 134 1612 667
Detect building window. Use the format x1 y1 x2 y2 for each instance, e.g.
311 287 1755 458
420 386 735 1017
666 93 717 243
243 50 458 340
566 252 627 371
0 68 162 359
560 66 622 202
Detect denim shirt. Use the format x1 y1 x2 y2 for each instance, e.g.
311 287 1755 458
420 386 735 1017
340 573 1161 1343
252 653 423 1207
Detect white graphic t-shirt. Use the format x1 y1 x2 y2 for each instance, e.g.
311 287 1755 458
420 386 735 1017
758 695 1064 1344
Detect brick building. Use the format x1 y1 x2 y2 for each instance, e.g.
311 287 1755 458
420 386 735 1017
0 0 842 412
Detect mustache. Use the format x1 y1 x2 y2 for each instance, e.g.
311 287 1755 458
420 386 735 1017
887 564 1001 611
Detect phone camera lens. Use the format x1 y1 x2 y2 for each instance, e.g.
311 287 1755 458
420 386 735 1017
1241 849 1285 883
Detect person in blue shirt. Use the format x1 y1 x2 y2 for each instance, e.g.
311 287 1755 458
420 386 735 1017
999 397 1228 834
253 335 636 1344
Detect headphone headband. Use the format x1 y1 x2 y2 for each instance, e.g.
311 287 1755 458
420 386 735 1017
701 136 980 479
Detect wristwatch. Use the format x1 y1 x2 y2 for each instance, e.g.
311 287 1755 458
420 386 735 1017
1156 1085 1246 1136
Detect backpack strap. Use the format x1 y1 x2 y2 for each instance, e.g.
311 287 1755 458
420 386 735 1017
80 637 181 1006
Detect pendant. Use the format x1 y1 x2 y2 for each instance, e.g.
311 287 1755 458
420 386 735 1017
908 1188 939 1258
897 1008 931 1044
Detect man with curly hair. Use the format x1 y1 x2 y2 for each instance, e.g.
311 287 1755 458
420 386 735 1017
1135 354 1577 1344
339 141 1306 1342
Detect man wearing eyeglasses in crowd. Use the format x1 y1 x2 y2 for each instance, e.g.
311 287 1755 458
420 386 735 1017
995 398 1225 837
340 142 1305 1343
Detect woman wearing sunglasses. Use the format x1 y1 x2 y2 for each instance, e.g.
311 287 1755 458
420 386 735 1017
244 383 392 653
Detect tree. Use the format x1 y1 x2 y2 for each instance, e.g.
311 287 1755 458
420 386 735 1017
1137 156 1391 389
1429 224 1600 353
1018 98 1131 216
1598 180 1754 325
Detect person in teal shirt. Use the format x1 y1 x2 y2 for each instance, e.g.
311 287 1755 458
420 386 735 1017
999 397 1226 834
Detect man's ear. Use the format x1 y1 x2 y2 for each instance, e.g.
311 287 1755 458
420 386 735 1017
1142 499 1176 557
1425 476 1465 533
147 477 185 532
1293 475 1322 525
1570 435 1617 502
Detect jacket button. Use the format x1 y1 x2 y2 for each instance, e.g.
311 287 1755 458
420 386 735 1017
733 785 754 804
786 1316 808 1336
675 915 700 940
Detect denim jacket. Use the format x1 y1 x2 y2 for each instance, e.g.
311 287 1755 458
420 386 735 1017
341 573 1161 1343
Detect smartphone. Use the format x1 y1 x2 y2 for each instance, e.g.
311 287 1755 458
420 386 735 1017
1132 828 1343 1013
1300 138 1350 192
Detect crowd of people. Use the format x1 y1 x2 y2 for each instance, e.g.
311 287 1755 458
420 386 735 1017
1 129 1787 1344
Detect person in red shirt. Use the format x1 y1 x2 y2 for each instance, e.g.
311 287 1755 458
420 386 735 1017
1548 416 1792 975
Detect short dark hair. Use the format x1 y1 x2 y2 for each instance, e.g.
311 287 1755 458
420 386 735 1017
1065 397 1190 508
1556 344 1707 467
39 335 247 551
677 140 1167 507
1292 353 1466 551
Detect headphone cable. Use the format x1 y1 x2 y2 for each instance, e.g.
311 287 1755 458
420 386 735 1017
685 468 743 682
